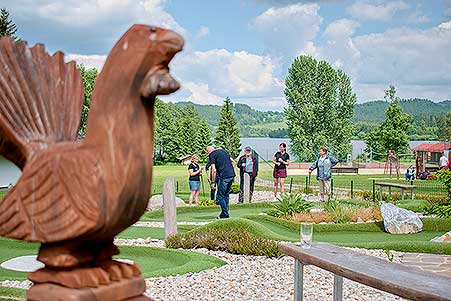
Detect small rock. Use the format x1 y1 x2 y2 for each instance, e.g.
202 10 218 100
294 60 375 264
147 194 186 211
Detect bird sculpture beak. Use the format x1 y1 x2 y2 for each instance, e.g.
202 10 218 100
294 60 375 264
140 30 184 99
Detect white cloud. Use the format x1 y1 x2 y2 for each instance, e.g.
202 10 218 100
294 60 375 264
353 21 451 86
172 49 282 97
253 3 322 63
7 0 187 53
184 82 223 105
196 26 210 39
405 12 430 24
347 1 409 22
65 54 106 70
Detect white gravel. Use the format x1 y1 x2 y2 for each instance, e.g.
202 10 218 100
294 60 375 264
0 239 406 301
145 247 405 301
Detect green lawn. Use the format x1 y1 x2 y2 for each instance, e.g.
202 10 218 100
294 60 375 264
174 215 451 255
141 202 274 222
117 225 195 239
0 287 25 301
0 238 225 281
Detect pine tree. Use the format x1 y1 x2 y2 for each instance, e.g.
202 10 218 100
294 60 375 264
285 55 356 161
215 97 241 158
195 119 212 161
0 8 17 40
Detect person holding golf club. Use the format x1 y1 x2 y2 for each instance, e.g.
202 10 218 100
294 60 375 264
188 155 202 206
308 146 338 202
237 146 258 203
273 143 290 200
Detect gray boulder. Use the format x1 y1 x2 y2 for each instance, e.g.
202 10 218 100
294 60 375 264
381 203 423 234
147 194 186 211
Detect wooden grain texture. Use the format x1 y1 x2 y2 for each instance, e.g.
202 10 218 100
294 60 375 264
281 242 451 301
0 24 184 291
375 182 416 189
163 177 177 238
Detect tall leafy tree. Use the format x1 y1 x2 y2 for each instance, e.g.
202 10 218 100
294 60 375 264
78 65 98 136
0 8 17 40
215 97 241 158
285 55 356 161
175 105 200 158
195 119 212 161
154 99 179 162
437 112 451 142
365 85 412 156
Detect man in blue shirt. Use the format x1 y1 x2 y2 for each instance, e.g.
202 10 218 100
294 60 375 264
206 146 236 218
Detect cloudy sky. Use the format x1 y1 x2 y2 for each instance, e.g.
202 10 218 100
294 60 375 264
4 0 451 111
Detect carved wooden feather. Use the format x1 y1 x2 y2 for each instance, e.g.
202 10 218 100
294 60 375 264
0 37 83 169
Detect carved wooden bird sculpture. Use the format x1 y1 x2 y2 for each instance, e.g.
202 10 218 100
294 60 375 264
0 25 184 288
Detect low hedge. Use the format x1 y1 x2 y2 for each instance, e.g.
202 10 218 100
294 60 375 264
165 218 282 257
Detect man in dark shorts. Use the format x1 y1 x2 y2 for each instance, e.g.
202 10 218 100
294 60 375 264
206 146 236 218
272 143 290 200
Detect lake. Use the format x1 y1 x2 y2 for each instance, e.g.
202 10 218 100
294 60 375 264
240 138 438 161
0 139 438 186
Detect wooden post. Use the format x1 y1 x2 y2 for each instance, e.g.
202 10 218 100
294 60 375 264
294 259 304 301
333 274 343 301
243 173 251 203
163 177 177 238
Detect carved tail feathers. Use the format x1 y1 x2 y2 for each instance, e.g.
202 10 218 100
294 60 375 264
0 37 84 169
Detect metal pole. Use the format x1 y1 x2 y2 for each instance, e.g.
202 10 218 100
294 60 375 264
333 274 343 301
331 178 334 198
305 176 308 194
176 181 179 193
351 180 354 199
372 179 376 203
290 177 293 193
294 259 304 301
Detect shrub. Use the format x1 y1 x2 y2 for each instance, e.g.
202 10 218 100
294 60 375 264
267 193 313 218
437 169 451 200
197 198 216 207
165 222 282 257
323 201 353 224
424 203 451 218
230 183 240 194
355 191 373 202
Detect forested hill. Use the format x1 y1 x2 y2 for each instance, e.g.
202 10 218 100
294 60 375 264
177 101 284 137
354 99 451 123
175 98 450 139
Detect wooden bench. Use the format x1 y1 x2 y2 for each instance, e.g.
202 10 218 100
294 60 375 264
332 167 359 174
375 182 416 202
281 242 451 301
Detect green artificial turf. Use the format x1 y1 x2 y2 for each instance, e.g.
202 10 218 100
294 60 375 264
0 287 26 301
141 202 274 222
0 237 225 281
175 215 451 255
117 225 195 239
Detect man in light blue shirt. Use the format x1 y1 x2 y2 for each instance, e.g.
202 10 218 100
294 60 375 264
237 146 258 203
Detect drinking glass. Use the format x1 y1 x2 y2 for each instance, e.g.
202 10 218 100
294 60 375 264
300 222 313 248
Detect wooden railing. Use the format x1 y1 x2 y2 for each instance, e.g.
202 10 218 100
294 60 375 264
280 242 451 301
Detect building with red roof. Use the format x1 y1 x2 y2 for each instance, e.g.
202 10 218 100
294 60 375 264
411 142 451 164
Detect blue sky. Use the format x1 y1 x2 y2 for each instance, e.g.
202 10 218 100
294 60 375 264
3 0 451 111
